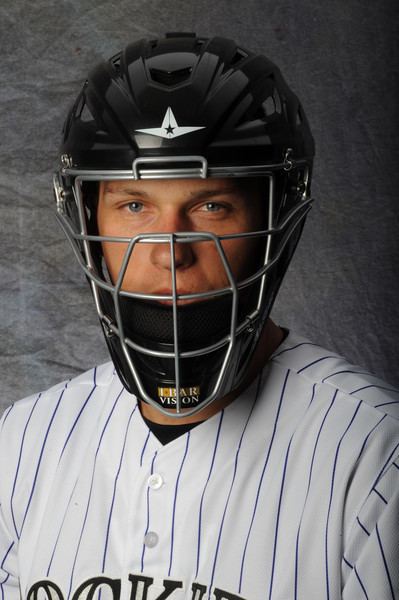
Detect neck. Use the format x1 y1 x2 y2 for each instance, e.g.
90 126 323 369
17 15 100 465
139 318 285 425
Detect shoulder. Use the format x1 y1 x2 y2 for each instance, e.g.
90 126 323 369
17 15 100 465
261 332 399 497
263 332 399 527
0 363 141 547
270 331 399 421
0 362 126 484
0 361 118 432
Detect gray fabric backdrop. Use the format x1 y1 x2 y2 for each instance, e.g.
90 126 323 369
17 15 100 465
1 0 398 412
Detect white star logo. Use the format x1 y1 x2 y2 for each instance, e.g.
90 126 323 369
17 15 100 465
136 107 205 139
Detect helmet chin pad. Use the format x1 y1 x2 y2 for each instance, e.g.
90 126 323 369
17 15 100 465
98 286 260 412
116 292 250 350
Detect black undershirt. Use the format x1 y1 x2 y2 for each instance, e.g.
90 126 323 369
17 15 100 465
142 415 205 445
142 328 290 445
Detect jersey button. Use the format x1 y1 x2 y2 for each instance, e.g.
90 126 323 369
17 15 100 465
148 473 164 490
144 531 159 548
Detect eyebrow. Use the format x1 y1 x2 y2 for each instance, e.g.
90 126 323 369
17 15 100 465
104 186 241 200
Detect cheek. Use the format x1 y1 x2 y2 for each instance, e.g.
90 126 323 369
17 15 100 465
221 238 261 281
101 242 135 281
101 241 124 281
101 241 153 287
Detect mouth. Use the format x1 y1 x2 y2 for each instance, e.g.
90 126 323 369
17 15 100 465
150 289 222 305
153 289 193 298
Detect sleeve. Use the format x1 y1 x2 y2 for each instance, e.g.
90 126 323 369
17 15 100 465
342 456 399 599
0 505 20 600
0 406 21 599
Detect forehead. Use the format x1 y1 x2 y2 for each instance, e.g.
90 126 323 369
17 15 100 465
101 177 260 198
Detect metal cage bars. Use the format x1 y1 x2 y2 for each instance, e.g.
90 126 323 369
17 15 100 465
53 160 313 417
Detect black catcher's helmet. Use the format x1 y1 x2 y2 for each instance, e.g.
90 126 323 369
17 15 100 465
54 33 315 417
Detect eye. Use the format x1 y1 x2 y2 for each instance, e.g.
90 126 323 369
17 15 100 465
202 202 223 212
127 201 144 213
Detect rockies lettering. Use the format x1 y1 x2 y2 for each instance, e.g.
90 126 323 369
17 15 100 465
27 574 245 600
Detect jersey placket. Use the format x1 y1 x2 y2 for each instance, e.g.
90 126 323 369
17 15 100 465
122 426 188 584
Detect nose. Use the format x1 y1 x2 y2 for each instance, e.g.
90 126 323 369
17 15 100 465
150 237 195 271
149 210 195 271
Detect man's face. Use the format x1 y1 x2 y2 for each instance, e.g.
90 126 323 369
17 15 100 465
97 178 264 299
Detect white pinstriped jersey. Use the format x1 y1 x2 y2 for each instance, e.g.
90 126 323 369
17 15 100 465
0 332 398 600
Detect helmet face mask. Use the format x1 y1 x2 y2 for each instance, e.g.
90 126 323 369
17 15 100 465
54 33 314 418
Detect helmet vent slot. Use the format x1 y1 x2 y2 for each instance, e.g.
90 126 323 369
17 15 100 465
262 88 282 118
230 48 248 67
74 93 94 124
221 48 248 75
110 53 122 73
195 38 206 49
273 88 282 114
296 108 303 126
263 96 276 116
80 103 94 123
149 66 193 86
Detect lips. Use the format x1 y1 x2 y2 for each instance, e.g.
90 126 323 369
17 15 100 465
151 288 195 298
152 289 191 296
149 289 210 305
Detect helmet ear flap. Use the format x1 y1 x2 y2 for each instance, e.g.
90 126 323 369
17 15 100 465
82 181 99 234
80 181 106 278
273 167 309 222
